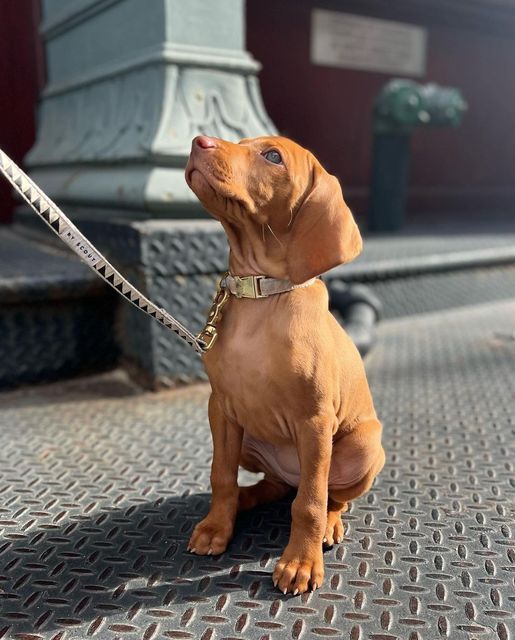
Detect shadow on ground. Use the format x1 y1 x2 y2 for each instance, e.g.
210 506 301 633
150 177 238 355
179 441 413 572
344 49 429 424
0 492 302 636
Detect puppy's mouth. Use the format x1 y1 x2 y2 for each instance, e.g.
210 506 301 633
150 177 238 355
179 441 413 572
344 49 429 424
186 162 247 216
186 165 200 186
186 166 215 194
187 165 235 205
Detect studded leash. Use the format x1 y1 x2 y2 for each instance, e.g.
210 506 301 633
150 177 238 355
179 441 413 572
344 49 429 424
0 148 210 355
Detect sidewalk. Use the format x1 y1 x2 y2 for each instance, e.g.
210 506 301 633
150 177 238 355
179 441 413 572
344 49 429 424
0 299 514 638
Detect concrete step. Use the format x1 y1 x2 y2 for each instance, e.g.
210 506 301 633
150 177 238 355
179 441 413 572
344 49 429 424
0 227 118 389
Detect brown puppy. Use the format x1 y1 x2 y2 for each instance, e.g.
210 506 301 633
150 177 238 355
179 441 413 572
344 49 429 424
185 135 385 595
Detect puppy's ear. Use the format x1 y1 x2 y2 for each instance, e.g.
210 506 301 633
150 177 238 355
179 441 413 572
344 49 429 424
286 163 362 284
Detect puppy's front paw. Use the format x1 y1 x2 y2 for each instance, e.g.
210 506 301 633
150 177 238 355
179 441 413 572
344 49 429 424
188 516 233 555
273 544 324 595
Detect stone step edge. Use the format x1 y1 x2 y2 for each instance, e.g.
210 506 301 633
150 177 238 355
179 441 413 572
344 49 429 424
11 216 515 284
0 227 108 304
327 246 515 282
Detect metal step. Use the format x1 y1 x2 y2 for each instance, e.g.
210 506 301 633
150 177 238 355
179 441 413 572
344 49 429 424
327 231 515 318
0 299 513 638
0 227 118 389
3 221 515 388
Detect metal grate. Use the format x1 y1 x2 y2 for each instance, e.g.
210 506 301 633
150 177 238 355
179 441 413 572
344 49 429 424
363 264 515 318
0 300 513 638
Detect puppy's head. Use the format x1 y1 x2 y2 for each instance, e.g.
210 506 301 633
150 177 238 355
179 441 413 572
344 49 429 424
185 135 362 282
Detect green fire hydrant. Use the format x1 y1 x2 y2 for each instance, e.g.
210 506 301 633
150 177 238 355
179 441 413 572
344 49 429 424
368 79 467 232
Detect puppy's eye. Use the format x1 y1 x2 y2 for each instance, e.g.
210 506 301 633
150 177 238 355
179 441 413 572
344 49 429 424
263 149 283 165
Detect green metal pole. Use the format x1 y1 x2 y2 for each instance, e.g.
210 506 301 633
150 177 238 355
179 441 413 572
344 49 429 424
369 134 410 232
369 80 467 233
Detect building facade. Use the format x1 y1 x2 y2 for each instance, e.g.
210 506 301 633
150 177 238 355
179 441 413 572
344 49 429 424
2 0 515 224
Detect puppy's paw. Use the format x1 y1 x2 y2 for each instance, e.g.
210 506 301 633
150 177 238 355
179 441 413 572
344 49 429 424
323 510 344 548
273 545 324 595
187 517 233 556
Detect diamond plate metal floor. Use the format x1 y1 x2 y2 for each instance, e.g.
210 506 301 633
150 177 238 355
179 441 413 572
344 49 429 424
0 301 514 639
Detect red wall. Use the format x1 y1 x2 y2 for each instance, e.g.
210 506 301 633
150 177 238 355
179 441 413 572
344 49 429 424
0 0 43 224
246 1 515 221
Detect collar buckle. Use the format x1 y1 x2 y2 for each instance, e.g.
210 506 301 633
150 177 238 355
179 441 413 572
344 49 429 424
232 275 265 299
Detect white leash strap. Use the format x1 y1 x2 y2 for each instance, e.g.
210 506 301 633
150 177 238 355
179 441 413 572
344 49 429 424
0 148 207 355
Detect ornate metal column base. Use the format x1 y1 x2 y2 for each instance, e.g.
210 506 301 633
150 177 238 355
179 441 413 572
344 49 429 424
26 0 276 218
15 0 277 386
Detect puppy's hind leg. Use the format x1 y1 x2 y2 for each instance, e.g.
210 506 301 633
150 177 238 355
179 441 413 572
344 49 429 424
238 476 291 511
323 498 347 547
238 434 292 511
323 420 385 548
327 419 385 544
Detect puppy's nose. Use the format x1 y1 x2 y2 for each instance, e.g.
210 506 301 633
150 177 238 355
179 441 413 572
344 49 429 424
194 135 217 149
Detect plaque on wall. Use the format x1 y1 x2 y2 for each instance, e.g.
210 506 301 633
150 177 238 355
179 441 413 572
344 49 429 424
311 9 427 77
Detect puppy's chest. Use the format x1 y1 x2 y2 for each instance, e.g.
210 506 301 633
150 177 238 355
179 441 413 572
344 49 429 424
208 305 283 383
208 332 280 400
204 330 299 442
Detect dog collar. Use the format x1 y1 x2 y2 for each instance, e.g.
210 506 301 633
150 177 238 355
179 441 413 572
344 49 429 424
223 273 317 299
